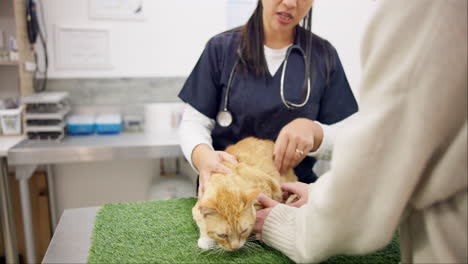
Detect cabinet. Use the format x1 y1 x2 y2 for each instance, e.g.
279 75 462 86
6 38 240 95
0 171 51 264
0 0 35 136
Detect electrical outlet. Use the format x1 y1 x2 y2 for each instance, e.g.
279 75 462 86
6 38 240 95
25 61 37 72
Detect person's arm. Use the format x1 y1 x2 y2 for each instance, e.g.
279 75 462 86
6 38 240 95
178 35 240 199
178 103 238 199
260 0 463 262
178 103 215 171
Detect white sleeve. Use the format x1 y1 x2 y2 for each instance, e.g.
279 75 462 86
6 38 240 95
309 114 356 160
178 104 215 172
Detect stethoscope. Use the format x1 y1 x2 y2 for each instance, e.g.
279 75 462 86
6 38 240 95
216 45 311 127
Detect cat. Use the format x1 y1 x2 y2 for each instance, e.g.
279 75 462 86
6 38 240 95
192 137 297 251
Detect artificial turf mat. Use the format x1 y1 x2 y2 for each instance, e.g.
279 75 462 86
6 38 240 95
88 198 400 264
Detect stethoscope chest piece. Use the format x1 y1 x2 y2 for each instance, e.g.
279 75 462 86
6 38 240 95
216 110 233 127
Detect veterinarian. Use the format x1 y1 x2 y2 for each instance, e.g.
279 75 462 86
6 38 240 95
178 0 358 199
253 0 467 263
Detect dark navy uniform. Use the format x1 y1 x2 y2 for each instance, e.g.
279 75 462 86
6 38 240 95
179 29 358 183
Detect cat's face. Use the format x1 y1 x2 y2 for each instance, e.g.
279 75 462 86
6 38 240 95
200 188 260 251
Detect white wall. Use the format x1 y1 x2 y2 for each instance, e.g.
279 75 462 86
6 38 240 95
313 0 377 95
37 0 244 78
37 0 376 86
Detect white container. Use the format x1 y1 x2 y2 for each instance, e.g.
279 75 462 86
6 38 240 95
144 103 184 135
0 106 22 135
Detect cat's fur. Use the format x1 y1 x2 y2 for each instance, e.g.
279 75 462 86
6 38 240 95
192 137 297 251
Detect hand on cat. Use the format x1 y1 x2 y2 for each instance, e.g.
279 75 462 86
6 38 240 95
253 193 280 241
192 144 238 200
281 182 309 207
254 183 310 240
274 118 323 174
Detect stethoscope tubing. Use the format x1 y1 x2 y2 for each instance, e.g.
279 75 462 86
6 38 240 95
280 45 311 109
217 45 311 127
223 58 239 112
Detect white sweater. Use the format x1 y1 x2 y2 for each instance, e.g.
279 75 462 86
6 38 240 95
262 0 467 263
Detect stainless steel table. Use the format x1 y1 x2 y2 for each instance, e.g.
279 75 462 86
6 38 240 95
1 136 26 264
42 207 100 263
7 133 182 263
42 207 99 263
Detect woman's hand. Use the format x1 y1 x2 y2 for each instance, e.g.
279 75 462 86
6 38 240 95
281 182 309 207
192 144 238 200
274 118 323 174
254 193 279 241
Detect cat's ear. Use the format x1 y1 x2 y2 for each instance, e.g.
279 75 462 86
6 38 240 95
199 200 218 217
242 188 261 207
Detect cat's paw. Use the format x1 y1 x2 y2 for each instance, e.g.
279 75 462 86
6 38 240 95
198 237 216 250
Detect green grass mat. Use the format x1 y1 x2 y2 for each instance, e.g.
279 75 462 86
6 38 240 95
88 198 400 264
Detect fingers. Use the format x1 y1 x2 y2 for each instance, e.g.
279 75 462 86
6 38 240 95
255 233 262 241
294 140 309 164
254 207 273 242
274 132 288 172
281 182 302 194
289 199 306 208
281 137 296 173
219 152 238 165
281 182 309 207
197 151 236 201
295 139 307 154
257 193 280 208
211 164 232 175
275 118 318 172
275 133 311 174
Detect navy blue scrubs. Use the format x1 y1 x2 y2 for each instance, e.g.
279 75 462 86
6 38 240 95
179 29 358 183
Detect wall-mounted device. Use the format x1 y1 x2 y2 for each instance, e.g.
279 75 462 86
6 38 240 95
26 0 39 44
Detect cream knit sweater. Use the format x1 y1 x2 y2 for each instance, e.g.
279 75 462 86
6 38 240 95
262 0 467 263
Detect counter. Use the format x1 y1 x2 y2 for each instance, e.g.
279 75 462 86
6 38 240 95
7 132 182 263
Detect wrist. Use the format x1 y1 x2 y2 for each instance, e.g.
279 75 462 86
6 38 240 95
192 144 213 172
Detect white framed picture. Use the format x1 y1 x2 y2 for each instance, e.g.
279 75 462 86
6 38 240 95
89 0 144 20
54 26 112 70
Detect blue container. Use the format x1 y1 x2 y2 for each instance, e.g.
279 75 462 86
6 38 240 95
95 114 122 135
67 115 95 135
96 123 121 134
68 124 95 135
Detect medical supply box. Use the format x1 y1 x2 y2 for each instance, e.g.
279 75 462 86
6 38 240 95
95 114 122 135
67 114 95 135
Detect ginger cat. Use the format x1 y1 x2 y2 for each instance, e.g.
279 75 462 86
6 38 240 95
192 137 297 251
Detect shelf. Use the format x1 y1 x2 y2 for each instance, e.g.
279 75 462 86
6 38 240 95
25 122 66 133
25 105 71 120
0 61 19 66
23 92 70 104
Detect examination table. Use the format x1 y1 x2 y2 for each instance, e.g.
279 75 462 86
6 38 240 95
43 198 400 264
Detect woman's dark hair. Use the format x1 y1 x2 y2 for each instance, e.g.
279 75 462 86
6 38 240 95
236 1 332 82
